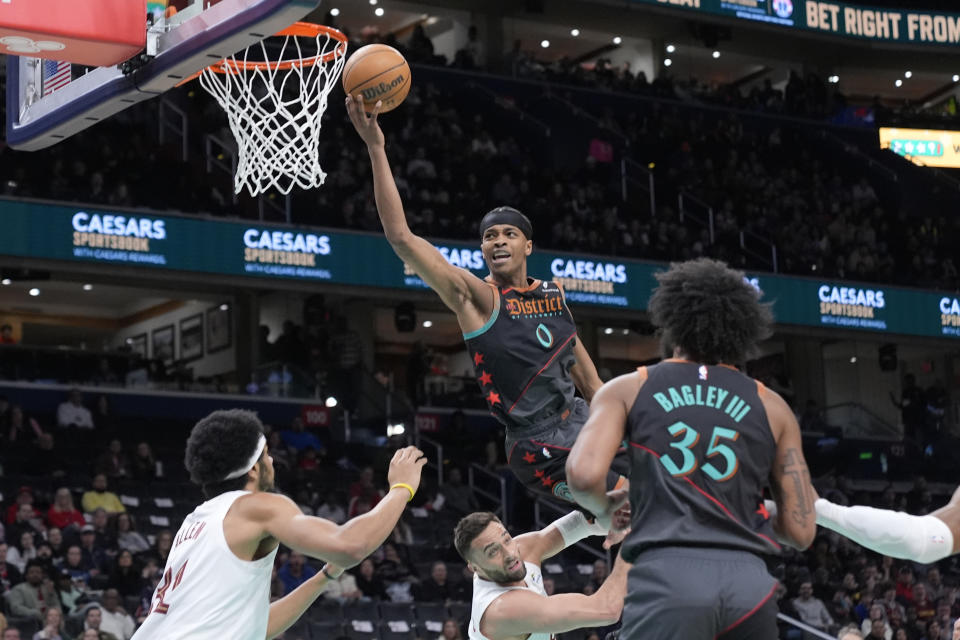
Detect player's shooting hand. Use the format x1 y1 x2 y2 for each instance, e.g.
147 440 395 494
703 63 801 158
345 94 385 148
600 488 630 549
387 446 428 495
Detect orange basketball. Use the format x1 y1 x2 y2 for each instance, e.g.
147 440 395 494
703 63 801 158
342 44 411 114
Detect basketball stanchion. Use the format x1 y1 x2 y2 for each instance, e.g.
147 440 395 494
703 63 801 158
196 23 348 196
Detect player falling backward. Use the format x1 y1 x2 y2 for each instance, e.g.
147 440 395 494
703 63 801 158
347 94 628 532
131 409 427 640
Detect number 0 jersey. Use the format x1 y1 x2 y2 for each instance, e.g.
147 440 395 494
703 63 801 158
464 279 578 432
132 491 277 640
620 361 781 563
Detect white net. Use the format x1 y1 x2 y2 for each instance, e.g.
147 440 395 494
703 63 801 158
199 25 347 196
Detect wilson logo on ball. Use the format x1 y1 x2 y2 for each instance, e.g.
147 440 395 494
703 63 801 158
361 74 406 101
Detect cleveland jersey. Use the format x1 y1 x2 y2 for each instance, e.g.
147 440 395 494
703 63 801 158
464 279 577 431
469 561 553 640
620 361 781 563
132 491 277 640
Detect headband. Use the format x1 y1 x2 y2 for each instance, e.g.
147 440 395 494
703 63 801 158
479 207 533 240
223 434 267 480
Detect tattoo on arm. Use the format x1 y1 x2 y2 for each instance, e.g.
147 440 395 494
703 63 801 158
780 448 813 526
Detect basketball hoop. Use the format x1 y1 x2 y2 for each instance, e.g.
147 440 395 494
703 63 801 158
198 23 348 196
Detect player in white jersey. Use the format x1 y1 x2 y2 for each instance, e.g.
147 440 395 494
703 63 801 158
132 409 426 640
453 510 630 640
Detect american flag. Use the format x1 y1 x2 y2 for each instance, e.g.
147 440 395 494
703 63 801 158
42 60 71 96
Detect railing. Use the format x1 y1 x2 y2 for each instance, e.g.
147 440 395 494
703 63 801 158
158 98 188 162
739 228 778 272
776 613 836 640
465 81 551 138
817 129 898 182
822 402 901 441
468 463 509 527
540 91 628 148
533 497 609 564
204 133 239 204
413 433 444 487
250 360 320 399
621 157 656 216
677 192 715 244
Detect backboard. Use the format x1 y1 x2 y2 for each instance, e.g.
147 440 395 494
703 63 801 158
5 0 323 151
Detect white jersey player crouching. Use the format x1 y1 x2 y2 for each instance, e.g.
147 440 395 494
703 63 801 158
453 508 631 640
132 409 426 640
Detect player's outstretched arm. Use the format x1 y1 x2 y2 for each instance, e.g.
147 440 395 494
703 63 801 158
346 95 492 315
514 511 609 563
266 562 342 639
567 373 637 528
249 447 426 567
764 388 817 550
482 553 630 638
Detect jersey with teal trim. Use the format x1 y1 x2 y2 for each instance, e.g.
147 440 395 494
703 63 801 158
464 279 577 431
620 361 781 563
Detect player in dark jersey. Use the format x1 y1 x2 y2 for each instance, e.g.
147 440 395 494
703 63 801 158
346 95 629 523
566 258 818 640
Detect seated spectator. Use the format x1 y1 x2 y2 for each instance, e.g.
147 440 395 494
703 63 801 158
438 468 478 515
4 406 43 449
279 417 324 453
90 509 116 552
349 467 384 510
0 543 23 594
56 389 94 429
376 542 418 602
59 545 92 588
45 528 64 561
113 514 149 555
134 568 161 625
585 559 609 593
6 487 40 526
913 583 936 624
794 581 836 635
322 568 364 603
277 552 316 595
81 474 125 515
80 631 101 640
52 569 83 615
47 488 85 532
838 623 864 639
880 583 905 622
94 440 129 479
315 491 346 524
438 618 463 640
861 603 891 640
0 324 15 344
91 359 120 387
78 526 106 575
32 606 65 640
415 561 451 602
6 531 37 573
83 607 118 640
129 442 159 482
919 619 941 640
297 447 320 472
7 502 44 545
354 558 387 601
4 560 57 624
151 531 173 567
107 550 143 599
97 589 134 640
1 630 16 640
923 568 945 603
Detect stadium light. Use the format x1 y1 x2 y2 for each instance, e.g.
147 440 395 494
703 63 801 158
1 278 11 285
895 79 902 87
325 396 338 408
368 0 377 4
540 39 550 48
374 7 384 16
220 303 229 311
666 44 676 53
329 7 339 16
570 28 580 37
828 75 839 84
28 288 39 296
604 327 614 335
422 320 433 328
387 423 406 436
612 36 622 45
849 356 857 363
622 329 629 335
712 50 721 59
664 58 672 67
82 283 93 291
953 74 959 82
904 70 912 78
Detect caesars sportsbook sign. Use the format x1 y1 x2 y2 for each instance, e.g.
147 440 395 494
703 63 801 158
633 0 960 47
878 128 960 169
0 200 956 340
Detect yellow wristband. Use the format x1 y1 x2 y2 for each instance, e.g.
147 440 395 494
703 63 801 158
390 483 415 502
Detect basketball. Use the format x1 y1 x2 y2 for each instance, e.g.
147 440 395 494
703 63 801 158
342 44 411 113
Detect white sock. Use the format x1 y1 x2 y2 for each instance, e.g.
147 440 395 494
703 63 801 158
814 498 954 564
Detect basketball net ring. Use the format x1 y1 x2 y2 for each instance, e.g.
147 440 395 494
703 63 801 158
197 23 348 196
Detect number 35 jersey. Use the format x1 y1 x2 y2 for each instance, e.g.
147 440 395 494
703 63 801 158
132 491 278 640
620 361 781 563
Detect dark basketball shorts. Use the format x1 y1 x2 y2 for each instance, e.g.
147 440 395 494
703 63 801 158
505 397 630 504
620 547 778 640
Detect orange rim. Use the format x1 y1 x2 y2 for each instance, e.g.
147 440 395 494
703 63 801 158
208 22 348 74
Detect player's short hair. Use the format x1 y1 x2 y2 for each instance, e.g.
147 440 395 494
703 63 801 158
453 512 501 561
648 258 772 366
184 409 265 497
